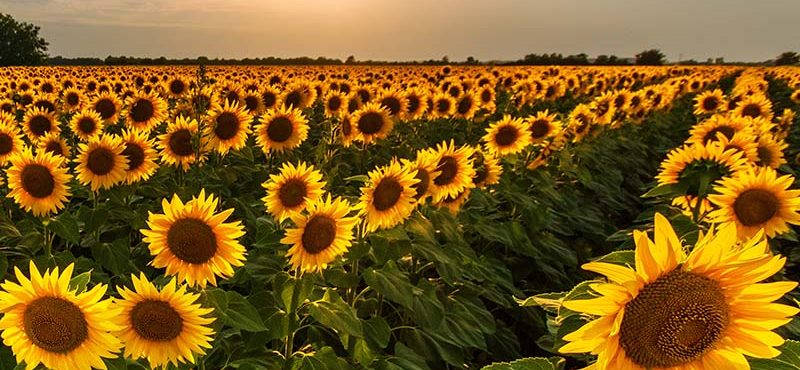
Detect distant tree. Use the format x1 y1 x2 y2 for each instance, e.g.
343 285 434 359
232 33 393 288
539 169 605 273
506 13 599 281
774 51 800 66
345 55 356 64
465 56 477 64
441 55 449 63
0 13 49 66
635 49 666 65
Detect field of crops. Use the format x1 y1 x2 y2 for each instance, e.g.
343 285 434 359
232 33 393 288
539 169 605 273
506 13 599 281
0 65 799 370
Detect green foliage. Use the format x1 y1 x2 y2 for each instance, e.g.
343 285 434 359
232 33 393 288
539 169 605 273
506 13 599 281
0 13 48 66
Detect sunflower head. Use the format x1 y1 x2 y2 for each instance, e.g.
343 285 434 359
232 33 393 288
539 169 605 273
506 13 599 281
352 102 393 145
255 106 309 154
281 195 359 273
483 114 532 157
124 90 167 132
0 262 123 370
121 129 158 184
75 133 129 191
204 100 253 154
22 106 59 142
0 122 24 165
429 140 476 202
6 148 72 216
262 161 327 222
142 190 246 287
158 115 207 171
358 160 419 232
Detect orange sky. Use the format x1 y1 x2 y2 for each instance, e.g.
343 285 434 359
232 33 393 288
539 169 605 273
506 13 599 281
2 0 799 62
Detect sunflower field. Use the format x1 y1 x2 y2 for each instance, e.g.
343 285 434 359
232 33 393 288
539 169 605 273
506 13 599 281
0 65 799 370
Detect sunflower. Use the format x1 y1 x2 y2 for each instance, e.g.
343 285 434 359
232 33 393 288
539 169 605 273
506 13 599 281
75 134 128 191
188 86 217 116
559 213 798 370
0 262 123 370
241 89 265 115
429 140 476 202
693 89 727 116
0 122 24 165
435 188 471 214
754 135 787 169
401 148 441 203
282 195 358 273
323 91 347 118
22 106 59 142
430 93 456 118
716 131 759 163
260 85 281 111
377 89 408 120
471 149 503 188
37 132 70 158
656 143 750 195
32 93 58 113
115 273 215 368
338 114 357 147
90 92 123 124
483 115 532 157
255 106 309 154
707 167 800 239
404 88 429 120
281 81 317 109
204 100 253 154
733 94 773 121
6 149 71 216
69 109 104 142
124 91 167 132
454 92 478 119
790 89 800 104
687 114 750 146
568 105 595 142
141 190 246 287
0 99 15 115
358 161 419 232
61 87 86 112
158 115 205 171
526 110 562 144
121 129 158 184
262 161 327 222
591 92 617 125
352 102 393 144
164 76 189 98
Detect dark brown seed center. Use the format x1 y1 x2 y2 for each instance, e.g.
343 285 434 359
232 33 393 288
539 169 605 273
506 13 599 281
22 164 55 198
130 300 183 342
529 119 550 139
381 97 401 116
168 129 195 157
215 112 240 140
29 115 52 136
495 125 519 147
166 218 218 264
702 97 719 111
87 147 116 175
301 215 337 254
130 99 155 123
278 179 307 208
244 96 260 112
373 177 403 211
170 80 186 95
434 156 458 186
94 99 117 120
45 141 63 156
0 133 13 155
733 188 780 226
267 116 294 142
327 96 342 111
357 112 384 135
741 104 761 118
702 126 735 144
122 143 145 171
436 99 451 113
619 269 728 368
757 145 773 166
24 297 88 353
78 117 96 134
412 168 430 200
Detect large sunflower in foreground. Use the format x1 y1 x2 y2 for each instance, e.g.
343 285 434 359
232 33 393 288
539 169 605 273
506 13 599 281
141 190 246 287
560 214 798 370
358 160 419 232
282 195 358 273
483 115 532 156
0 262 122 370
75 134 129 191
115 273 215 368
429 141 475 202
255 106 309 154
204 100 253 154
6 149 71 216
707 167 800 239
262 161 327 222
121 129 159 184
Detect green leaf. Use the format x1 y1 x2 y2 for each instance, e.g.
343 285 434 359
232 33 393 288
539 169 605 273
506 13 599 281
352 338 375 367
69 270 92 294
308 290 363 337
750 340 800 370
364 317 391 349
48 210 80 244
364 260 417 309
84 206 109 235
277 273 314 313
481 357 556 370
90 239 131 275
224 291 268 332
591 250 635 267
642 183 685 198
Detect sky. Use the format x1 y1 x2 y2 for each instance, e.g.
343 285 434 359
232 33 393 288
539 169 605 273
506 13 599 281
1 0 799 62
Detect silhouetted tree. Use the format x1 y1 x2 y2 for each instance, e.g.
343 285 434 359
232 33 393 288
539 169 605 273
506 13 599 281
635 49 666 65
345 55 356 64
774 51 800 66
0 13 49 66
